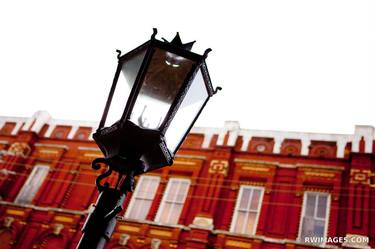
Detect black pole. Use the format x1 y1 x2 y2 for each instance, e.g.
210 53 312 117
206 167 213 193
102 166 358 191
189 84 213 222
76 170 134 249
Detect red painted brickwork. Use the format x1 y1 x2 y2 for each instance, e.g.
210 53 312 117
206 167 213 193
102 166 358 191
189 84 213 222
0 113 374 249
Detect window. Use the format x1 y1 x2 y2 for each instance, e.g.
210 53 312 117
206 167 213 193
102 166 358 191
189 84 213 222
125 175 160 220
230 186 264 235
298 192 330 243
155 178 190 225
14 165 49 204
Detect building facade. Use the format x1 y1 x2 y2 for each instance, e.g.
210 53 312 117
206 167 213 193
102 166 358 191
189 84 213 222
0 111 374 249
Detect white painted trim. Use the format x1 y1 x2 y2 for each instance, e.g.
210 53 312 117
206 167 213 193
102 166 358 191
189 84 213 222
230 185 264 235
124 175 161 220
154 178 191 224
11 121 23 135
273 136 284 154
301 139 311 156
201 132 214 148
44 123 56 138
67 125 79 139
240 135 252 151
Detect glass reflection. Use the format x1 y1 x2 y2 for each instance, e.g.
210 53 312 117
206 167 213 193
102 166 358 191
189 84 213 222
164 68 208 153
105 50 146 127
130 49 194 129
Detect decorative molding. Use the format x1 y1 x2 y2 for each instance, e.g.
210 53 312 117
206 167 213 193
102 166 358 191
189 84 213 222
3 216 14 228
0 201 87 215
34 143 69 150
7 142 31 157
209 160 229 176
5 209 25 216
174 160 196 166
225 240 252 248
117 217 191 231
175 154 206 160
235 158 278 166
53 223 64 235
303 170 336 178
54 216 74 223
118 225 140 233
119 234 130 246
350 169 372 185
151 238 162 249
149 229 172 237
77 146 100 152
241 165 270 173
191 216 214 230
297 163 345 171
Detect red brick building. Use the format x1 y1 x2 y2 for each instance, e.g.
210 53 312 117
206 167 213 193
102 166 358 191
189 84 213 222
0 111 374 249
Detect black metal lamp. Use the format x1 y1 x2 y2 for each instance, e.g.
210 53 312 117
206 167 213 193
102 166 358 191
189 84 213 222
77 29 220 249
93 28 220 175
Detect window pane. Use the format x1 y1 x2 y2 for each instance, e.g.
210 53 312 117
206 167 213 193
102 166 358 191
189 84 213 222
105 49 146 127
168 203 183 224
239 188 251 210
234 211 246 233
130 48 195 129
250 189 261 210
175 181 190 203
165 180 178 202
164 68 208 153
127 199 152 220
301 217 315 238
305 194 316 217
245 212 257 234
158 202 172 223
314 219 326 237
317 195 328 219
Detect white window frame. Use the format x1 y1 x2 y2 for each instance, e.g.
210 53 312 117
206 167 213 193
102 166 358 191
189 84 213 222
14 165 49 204
230 185 264 235
124 175 160 220
155 178 191 225
297 191 331 244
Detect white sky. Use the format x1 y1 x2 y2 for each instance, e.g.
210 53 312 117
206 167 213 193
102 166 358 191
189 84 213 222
0 0 374 134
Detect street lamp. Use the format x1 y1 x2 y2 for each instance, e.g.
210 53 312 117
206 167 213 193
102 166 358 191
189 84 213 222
77 28 220 249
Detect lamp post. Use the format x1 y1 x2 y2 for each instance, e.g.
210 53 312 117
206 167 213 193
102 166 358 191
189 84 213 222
76 28 221 249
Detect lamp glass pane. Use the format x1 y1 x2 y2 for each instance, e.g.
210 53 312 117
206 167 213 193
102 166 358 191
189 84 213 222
130 48 195 129
164 68 208 153
105 49 146 126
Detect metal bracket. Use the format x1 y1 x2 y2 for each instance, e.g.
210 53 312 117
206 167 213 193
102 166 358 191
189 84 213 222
151 28 158 39
116 50 122 59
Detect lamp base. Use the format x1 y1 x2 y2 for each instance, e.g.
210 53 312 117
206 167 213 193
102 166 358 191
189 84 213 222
93 120 173 174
